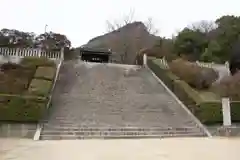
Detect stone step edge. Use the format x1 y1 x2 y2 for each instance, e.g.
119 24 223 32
41 130 204 134
41 127 204 132
40 134 206 140
42 126 202 130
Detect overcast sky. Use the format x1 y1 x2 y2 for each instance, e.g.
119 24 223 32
1 0 240 47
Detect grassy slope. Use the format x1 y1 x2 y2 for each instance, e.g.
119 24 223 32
0 57 57 121
152 58 220 102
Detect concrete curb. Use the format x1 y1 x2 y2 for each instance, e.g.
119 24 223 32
146 66 212 137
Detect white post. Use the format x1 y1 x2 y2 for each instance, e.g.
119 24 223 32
16 48 19 57
143 54 147 67
60 47 64 60
38 48 42 57
222 97 231 126
211 62 214 68
225 61 229 68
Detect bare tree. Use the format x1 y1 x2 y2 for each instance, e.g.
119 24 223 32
189 20 217 33
144 17 159 35
107 14 159 35
106 9 135 32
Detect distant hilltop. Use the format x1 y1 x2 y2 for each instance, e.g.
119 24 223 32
78 21 160 64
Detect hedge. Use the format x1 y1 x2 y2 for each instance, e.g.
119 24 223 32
0 57 57 122
0 94 47 122
34 66 56 80
174 80 240 124
147 57 240 124
147 57 177 91
20 57 56 68
0 66 35 94
197 101 240 124
28 79 53 97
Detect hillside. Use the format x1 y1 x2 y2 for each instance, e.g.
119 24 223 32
81 22 160 64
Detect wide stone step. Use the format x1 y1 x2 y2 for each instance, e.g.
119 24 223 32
42 122 200 129
40 131 205 140
42 126 202 131
41 130 205 136
40 126 206 140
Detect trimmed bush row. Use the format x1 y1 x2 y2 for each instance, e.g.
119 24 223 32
34 66 56 81
0 94 48 122
169 58 219 90
0 57 57 122
0 57 56 95
147 57 240 124
28 79 53 97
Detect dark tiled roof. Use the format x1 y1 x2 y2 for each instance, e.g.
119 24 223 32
80 47 112 55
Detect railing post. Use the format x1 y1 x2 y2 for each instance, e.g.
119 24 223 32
222 97 231 126
38 48 42 57
60 47 64 60
211 62 214 68
226 62 231 76
143 54 147 67
225 61 230 75
163 56 168 69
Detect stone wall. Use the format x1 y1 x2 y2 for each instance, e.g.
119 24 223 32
0 123 37 138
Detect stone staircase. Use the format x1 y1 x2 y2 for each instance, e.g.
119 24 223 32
41 126 205 140
40 60 208 140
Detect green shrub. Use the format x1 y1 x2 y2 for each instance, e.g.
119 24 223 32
173 80 202 104
171 77 240 124
0 72 29 94
34 66 56 80
169 59 201 86
195 102 240 124
0 64 35 94
215 72 240 100
0 62 21 71
0 57 56 122
164 54 178 62
169 58 218 89
0 57 56 95
0 94 47 122
147 58 176 90
147 57 240 124
28 79 52 97
196 67 219 89
20 57 55 68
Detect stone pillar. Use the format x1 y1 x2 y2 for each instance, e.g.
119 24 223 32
143 54 147 67
222 97 231 126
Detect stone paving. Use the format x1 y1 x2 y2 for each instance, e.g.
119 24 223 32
0 138 239 160
40 61 207 139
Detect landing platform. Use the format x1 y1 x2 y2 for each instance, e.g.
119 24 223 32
1 138 239 160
